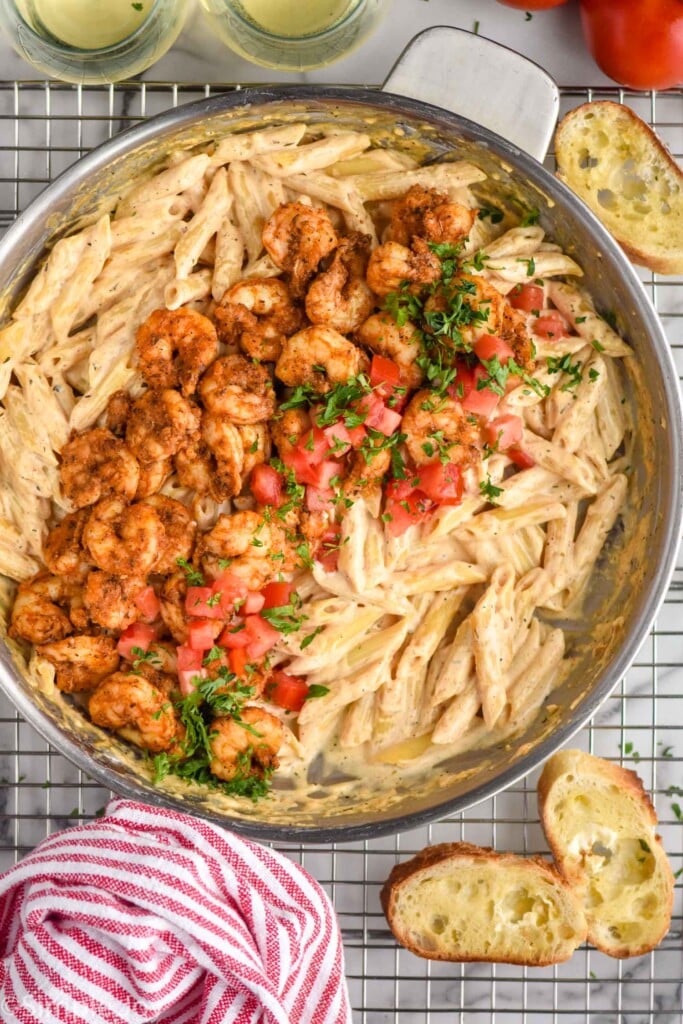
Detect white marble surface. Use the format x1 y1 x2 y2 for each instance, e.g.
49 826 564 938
0 3 682 1022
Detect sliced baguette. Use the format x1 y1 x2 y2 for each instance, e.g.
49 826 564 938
380 841 587 965
554 101 683 274
538 749 674 958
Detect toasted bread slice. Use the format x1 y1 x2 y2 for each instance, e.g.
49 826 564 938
380 841 587 965
554 101 683 274
538 749 674 958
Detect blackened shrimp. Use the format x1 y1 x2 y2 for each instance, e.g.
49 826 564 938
356 312 424 389
197 510 277 589
275 326 368 393
262 201 338 297
60 428 139 509
38 635 119 693
126 388 199 465
305 233 375 333
216 278 304 362
9 573 76 644
136 307 219 396
140 494 196 574
238 423 271 477
402 391 481 468
387 184 475 247
366 238 441 297
43 510 91 581
209 707 283 781
198 354 276 424
83 571 147 632
89 672 182 753
83 497 164 575
159 571 189 645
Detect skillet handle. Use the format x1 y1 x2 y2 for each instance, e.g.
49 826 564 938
382 26 560 162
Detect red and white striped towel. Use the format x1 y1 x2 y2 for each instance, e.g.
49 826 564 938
0 798 352 1024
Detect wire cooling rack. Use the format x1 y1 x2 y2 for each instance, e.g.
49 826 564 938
0 81 682 1023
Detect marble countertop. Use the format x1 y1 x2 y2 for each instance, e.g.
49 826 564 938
0 3 682 1022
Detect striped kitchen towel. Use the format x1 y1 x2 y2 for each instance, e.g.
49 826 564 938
0 798 352 1024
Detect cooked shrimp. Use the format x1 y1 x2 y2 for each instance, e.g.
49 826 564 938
140 494 197 574
38 635 119 693
356 312 424 389
500 304 535 368
159 571 189 644
402 391 481 468
89 672 182 753
216 277 304 362
104 390 131 437
388 184 475 247
305 232 375 333
424 274 506 350
83 497 164 575
198 354 276 425
83 571 147 632
270 407 310 459
135 457 172 498
262 201 338 297
134 642 178 689
174 433 223 502
200 415 245 501
126 388 199 465
42 510 90 581
238 423 271 477
275 326 368 393
60 428 140 509
209 707 283 781
9 573 76 644
343 443 392 509
366 238 441 297
197 510 277 589
136 307 219 396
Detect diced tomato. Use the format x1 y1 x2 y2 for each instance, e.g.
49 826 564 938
187 618 220 652
210 571 249 616
218 622 250 649
370 354 401 390
228 648 249 678
533 312 569 341
473 334 515 365
306 485 335 512
280 446 323 487
416 462 463 506
508 445 536 469
322 421 353 455
384 481 434 536
509 283 544 313
312 459 340 490
116 622 158 661
453 361 477 401
133 585 160 623
266 670 310 713
261 581 294 609
462 365 501 418
250 464 283 508
185 586 224 619
297 427 331 465
178 668 207 696
359 393 402 436
243 615 280 659
483 414 523 452
177 644 204 672
243 592 265 615
316 528 341 572
345 423 367 448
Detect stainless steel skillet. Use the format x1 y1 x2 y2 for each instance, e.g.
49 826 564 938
0 28 680 842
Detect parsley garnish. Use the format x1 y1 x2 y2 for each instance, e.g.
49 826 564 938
520 207 540 226
176 557 204 586
300 626 324 650
479 476 503 502
305 684 330 700
478 205 504 225
592 339 605 352
383 283 423 327
261 591 307 635
132 2 143 9
546 353 583 391
638 839 652 854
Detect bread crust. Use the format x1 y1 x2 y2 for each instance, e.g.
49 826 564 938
381 841 586 966
554 100 683 275
538 749 674 958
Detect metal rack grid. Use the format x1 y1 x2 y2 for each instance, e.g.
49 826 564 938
0 80 682 1023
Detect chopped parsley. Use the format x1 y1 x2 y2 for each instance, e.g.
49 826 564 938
520 207 540 226
300 626 324 650
592 339 605 352
383 283 423 327
479 476 503 502
478 205 504 224
305 684 330 700
176 557 204 586
638 839 652 854
546 353 583 391
261 591 307 634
